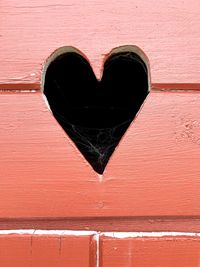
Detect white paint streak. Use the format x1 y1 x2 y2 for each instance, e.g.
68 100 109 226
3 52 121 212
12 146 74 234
0 229 97 236
0 230 199 239
34 230 65 235
102 232 200 238
62 230 98 236
0 229 200 239
98 174 103 182
0 230 35 235
93 233 100 267
42 94 51 111
0 89 37 93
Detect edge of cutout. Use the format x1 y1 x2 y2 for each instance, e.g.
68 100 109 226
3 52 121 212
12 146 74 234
40 45 151 174
41 45 151 93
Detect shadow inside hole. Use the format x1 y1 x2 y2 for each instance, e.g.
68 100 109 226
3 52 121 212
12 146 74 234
44 48 149 174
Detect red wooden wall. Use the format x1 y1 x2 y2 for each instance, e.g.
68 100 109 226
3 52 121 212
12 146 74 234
1 0 200 266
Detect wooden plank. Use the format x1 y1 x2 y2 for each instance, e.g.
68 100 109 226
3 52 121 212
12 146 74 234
0 230 97 267
0 90 200 219
1 0 200 88
0 232 32 267
32 232 96 267
100 233 200 267
31 233 61 267
59 233 97 267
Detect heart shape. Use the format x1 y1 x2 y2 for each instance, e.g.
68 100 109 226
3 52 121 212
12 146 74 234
43 46 149 174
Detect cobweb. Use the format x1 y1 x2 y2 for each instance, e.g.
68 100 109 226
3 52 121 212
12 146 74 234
44 51 148 174
52 109 132 174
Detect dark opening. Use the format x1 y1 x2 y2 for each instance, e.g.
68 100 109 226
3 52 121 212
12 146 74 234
44 49 149 174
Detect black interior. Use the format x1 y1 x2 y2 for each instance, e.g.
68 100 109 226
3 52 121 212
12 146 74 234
44 50 149 174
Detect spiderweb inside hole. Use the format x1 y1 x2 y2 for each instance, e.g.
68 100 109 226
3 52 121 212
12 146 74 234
44 49 149 174
53 109 132 174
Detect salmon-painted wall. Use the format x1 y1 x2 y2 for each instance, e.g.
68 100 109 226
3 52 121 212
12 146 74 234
1 0 200 266
1 0 200 89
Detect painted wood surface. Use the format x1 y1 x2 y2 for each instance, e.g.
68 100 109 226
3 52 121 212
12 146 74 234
0 230 96 267
1 90 200 220
1 0 200 89
100 233 200 267
1 0 200 265
0 231 200 267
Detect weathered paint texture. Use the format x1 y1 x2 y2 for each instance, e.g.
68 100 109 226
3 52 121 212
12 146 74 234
0 230 97 267
1 0 200 88
1 0 200 265
0 231 200 267
0 91 200 218
100 233 200 267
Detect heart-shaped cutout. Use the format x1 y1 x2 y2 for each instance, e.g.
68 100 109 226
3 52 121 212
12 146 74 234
42 46 150 174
